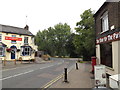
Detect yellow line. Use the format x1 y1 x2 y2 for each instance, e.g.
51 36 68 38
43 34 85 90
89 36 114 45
42 74 63 89
41 64 74 89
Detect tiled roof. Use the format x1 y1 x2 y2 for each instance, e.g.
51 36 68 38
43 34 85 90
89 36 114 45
0 24 34 36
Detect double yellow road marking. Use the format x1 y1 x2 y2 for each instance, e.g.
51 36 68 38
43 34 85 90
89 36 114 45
42 74 64 89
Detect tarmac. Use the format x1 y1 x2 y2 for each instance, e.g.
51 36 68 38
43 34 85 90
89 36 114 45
1 57 52 70
50 62 95 88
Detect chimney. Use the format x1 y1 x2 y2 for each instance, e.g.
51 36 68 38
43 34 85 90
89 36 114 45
24 25 29 30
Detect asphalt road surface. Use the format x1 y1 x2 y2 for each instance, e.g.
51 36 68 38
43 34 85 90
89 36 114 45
1 58 76 89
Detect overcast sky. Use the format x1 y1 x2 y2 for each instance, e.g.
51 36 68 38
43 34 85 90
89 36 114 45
0 0 106 35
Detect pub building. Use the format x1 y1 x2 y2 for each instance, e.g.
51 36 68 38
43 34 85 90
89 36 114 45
94 2 120 75
0 24 37 61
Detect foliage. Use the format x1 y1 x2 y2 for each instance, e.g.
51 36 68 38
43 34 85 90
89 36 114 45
35 23 71 57
73 9 95 60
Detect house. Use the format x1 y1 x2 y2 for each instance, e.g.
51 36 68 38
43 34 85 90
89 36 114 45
94 2 120 76
0 24 38 61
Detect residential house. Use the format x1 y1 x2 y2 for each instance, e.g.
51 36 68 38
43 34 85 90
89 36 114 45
0 24 37 61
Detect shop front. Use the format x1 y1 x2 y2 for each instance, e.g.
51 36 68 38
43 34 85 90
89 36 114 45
96 30 120 75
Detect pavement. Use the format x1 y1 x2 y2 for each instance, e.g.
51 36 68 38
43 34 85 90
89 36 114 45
1 57 52 70
50 62 95 88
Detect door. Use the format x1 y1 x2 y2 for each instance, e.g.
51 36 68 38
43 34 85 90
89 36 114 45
11 49 15 59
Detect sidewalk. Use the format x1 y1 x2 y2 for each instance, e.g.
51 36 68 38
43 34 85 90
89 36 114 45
50 62 95 88
1 57 53 70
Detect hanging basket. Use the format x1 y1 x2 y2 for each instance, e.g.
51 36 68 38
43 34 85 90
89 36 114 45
6 48 12 52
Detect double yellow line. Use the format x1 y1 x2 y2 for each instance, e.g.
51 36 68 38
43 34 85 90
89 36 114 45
41 64 75 89
42 74 64 89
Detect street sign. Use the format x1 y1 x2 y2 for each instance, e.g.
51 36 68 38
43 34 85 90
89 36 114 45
94 65 107 86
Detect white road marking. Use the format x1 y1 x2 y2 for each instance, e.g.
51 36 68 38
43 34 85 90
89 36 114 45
1 60 64 81
1 64 35 72
0 70 34 81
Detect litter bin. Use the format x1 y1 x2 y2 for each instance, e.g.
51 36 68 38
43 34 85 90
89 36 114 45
91 56 96 74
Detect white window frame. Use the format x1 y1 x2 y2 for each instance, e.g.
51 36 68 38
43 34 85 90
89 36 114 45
24 37 28 44
0 47 4 57
11 35 16 43
101 11 109 33
0 34 2 42
21 47 31 56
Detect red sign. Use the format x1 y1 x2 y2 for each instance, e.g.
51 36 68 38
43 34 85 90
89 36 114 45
96 31 120 44
5 36 22 41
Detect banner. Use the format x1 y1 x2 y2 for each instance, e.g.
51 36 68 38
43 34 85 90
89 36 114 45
5 36 22 41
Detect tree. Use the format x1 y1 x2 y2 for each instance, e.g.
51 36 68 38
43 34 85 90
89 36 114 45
73 9 95 60
35 23 71 57
65 33 78 57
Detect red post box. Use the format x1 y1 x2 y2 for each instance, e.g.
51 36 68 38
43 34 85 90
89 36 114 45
91 56 96 74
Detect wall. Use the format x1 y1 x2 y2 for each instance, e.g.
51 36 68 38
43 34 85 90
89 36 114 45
95 2 119 37
96 45 101 65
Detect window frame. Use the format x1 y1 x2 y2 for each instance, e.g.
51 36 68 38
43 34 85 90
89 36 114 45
101 11 109 33
0 47 5 57
21 46 31 56
24 37 28 45
11 35 16 44
100 42 113 68
0 34 2 42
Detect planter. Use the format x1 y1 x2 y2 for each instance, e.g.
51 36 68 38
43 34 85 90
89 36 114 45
6 48 12 52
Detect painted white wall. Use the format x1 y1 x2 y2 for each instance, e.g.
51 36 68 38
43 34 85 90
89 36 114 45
96 44 101 64
1 32 37 60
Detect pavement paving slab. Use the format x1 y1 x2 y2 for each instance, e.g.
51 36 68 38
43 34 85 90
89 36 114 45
50 62 95 88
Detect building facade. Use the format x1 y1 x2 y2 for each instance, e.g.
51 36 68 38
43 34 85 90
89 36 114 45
94 2 120 75
0 24 37 61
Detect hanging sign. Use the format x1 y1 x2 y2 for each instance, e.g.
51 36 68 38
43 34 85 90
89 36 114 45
96 31 120 44
5 36 22 41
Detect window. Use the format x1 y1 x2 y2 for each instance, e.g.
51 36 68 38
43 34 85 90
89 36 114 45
31 37 34 43
11 35 16 43
21 46 31 56
24 37 28 44
100 43 112 68
0 34 2 42
101 11 109 32
0 47 4 57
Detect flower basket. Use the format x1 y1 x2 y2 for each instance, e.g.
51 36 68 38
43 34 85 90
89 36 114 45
6 48 12 52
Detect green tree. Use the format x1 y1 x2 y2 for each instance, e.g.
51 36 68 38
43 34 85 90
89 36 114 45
73 9 95 60
35 23 71 57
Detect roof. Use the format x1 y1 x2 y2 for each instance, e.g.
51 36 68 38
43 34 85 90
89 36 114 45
94 2 108 17
0 24 34 36
0 42 7 47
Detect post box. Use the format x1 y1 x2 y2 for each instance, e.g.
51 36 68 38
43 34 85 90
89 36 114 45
91 56 96 73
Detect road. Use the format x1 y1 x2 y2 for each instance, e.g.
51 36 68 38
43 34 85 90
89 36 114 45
1 58 76 89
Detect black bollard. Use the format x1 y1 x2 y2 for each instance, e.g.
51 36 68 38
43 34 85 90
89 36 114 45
76 63 78 70
64 68 68 82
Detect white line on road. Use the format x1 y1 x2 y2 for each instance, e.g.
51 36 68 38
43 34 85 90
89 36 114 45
1 64 35 72
1 61 64 81
0 70 34 81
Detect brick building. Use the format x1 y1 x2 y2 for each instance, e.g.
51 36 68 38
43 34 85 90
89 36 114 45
94 2 120 75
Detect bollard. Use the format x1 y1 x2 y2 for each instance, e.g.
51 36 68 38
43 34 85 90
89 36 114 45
64 68 68 82
29 59 30 63
76 63 78 70
4 59 6 66
14 59 16 65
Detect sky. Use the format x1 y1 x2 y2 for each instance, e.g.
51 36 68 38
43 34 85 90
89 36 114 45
0 0 106 35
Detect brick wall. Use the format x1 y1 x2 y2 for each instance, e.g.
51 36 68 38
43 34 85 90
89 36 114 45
94 2 120 37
